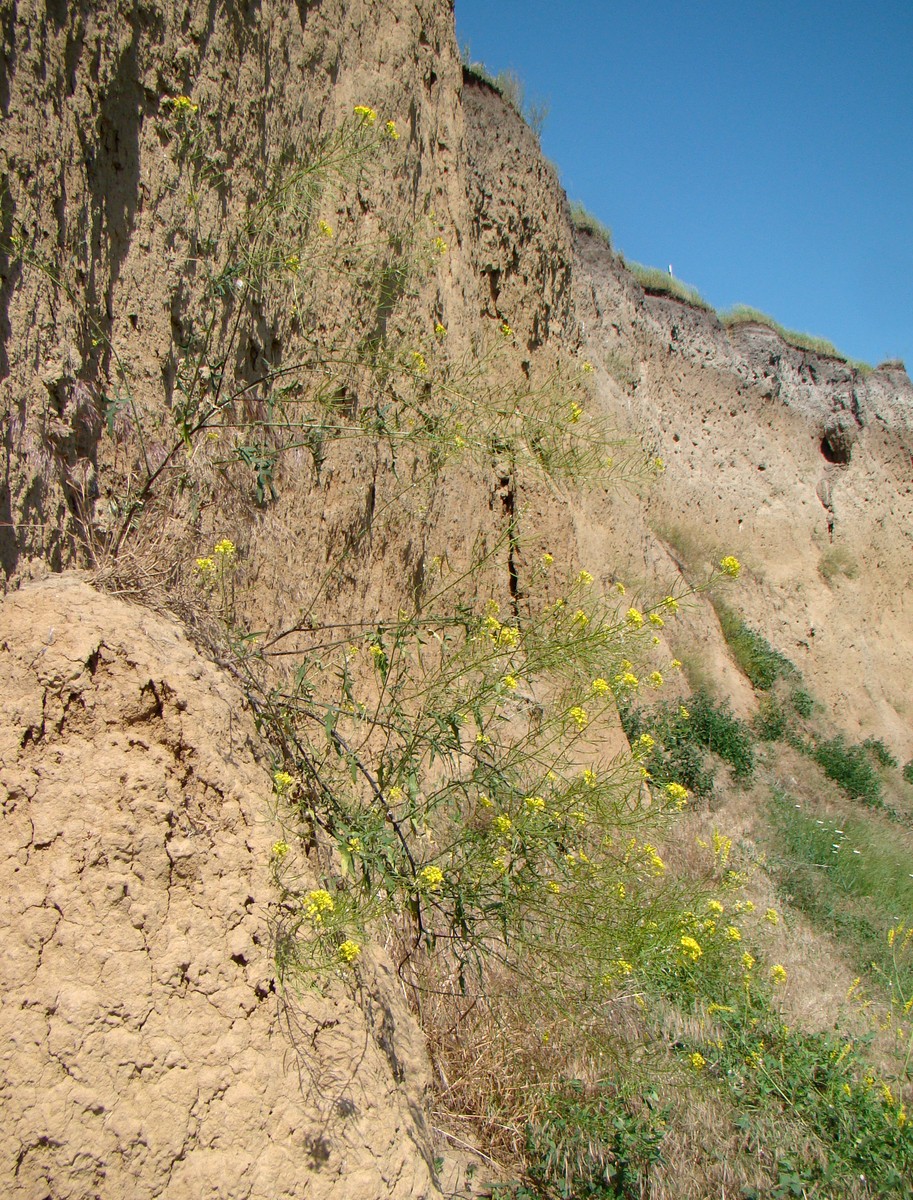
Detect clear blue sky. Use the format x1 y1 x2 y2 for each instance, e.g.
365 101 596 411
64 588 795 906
455 1 913 369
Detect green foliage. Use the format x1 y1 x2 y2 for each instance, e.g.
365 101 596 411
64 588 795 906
621 691 754 799
904 759 913 786
790 687 815 719
863 737 898 770
690 999 913 1197
625 260 711 310
720 305 869 366
502 1082 668 1199
619 700 715 799
813 735 883 807
763 791 913 991
754 695 788 742
569 201 612 248
713 599 795 691
686 691 755 781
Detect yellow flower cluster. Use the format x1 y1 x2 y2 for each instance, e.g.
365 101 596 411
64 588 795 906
214 538 236 559
319 219 334 238
569 706 589 731
338 939 361 964
354 105 377 123
274 770 295 794
418 865 444 891
576 568 594 585
649 671 664 689
304 889 335 924
524 795 546 812
719 556 741 578
411 350 428 373
271 840 290 859
591 678 610 695
385 119 399 139
493 814 513 835
433 236 448 254
664 782 689 809
680 935 703 961
171 95 198 112
626 607 644 629
569 402 583 424
770 963 787 984
501 674 519 690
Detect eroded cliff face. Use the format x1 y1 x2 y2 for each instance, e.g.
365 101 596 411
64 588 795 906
575 230 913 744
3 1 913 1195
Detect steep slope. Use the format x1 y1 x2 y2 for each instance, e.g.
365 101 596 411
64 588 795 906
2 2 913 1196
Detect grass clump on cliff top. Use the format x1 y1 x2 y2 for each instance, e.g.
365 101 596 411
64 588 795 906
625 260 712 310
569 200 612 249
721 304 872 370
460 46 549 138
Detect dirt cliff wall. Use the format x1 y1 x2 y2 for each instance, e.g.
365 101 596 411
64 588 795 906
3 1 913 1195
575 229 913 744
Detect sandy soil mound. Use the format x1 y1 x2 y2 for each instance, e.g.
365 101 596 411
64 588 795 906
0 574 438 1199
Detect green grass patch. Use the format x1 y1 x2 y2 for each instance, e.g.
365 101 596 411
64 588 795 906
720 304 870 367
764 790 913 989
625 260 712 310
712 599 796 691
569 200 612 248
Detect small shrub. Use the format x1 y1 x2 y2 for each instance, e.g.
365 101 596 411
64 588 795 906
687 692 755 781
903 759 913 785
518 1082 668 1200
863 737 898 770
813 735 883 807
819 545 859 583
619 701 715 799
622 692 754 795
755 696 788 742
789 688 814 719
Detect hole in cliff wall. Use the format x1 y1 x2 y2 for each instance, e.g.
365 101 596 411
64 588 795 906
820 427 853 465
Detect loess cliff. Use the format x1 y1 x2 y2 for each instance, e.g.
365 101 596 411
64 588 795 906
2 2 912 1197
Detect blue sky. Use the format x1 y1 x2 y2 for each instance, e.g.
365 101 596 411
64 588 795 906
455 1 913 369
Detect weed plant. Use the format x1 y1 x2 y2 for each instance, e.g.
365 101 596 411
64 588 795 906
814 735 884 807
